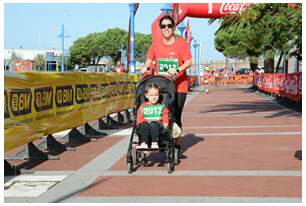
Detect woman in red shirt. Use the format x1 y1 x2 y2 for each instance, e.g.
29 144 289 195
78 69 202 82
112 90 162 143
141 15 192 156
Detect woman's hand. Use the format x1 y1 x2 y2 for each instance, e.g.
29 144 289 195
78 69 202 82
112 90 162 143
167 67 177 75
141 66 149 74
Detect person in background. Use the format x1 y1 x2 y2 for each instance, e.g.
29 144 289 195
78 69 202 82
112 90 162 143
223 65 230 87
204 67 210 93
214 69 220 87
114 61 124 74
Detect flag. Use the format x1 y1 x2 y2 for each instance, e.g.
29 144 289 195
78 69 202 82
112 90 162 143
184 19 192 44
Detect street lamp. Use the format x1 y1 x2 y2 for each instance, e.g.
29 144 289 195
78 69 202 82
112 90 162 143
198 42 201 87
129 3 136 73
188 32 193 75
161 3 173 15
193 39 200 86
177 21 186 36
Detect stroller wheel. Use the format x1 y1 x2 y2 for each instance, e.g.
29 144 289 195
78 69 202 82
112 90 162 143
174 148 179 165
141 153 148 165
167 163 174 174
127 162 134 174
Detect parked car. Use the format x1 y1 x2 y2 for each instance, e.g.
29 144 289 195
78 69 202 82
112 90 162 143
255 67 264 73
78 67 89 72
236 68 250 75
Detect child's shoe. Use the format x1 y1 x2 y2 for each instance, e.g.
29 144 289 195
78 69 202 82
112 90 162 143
151 142 159 149
136 142 148 149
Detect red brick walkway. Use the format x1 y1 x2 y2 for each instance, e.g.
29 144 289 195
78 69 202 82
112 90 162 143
84 85 301 200
5 84 301 203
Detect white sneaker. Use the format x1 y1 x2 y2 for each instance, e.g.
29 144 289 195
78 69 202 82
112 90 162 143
151 142 159 149
136 142 148 149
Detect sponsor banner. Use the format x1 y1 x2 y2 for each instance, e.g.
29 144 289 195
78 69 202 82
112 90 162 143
188 74 253 85
4 72 138 152
254 72 301 101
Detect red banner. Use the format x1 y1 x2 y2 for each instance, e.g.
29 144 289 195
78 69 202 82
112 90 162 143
184 19 192 44
254 72 302 101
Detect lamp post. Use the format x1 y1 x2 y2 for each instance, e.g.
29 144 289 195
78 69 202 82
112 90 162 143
177 21 186 37
198 42 201 86
57 24 70 72
160 3 173 15
193 40 199 86
129 4 136 73
188 32 193 76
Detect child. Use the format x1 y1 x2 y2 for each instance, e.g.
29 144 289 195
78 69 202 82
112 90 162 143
136 83 169 149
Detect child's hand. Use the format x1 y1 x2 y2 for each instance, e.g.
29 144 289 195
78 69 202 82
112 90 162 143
163 123 168 128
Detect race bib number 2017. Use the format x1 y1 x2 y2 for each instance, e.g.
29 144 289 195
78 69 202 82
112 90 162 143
157 58 179 76
142 104 164 121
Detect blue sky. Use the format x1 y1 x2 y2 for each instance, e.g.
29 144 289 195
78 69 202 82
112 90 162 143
4 3 225 60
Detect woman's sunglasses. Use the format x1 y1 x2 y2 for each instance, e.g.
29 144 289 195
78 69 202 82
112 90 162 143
160 24 174 29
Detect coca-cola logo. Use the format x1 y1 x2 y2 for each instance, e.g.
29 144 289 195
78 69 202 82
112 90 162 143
220 3 251 14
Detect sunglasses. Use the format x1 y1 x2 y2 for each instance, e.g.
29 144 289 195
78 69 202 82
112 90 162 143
160 24 174 29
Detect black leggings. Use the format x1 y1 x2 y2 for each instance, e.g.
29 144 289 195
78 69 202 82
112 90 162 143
173 92 187 128
137 121 163 144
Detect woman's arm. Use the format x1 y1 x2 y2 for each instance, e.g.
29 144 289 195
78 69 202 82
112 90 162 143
141 58 153 74
177 58 192 73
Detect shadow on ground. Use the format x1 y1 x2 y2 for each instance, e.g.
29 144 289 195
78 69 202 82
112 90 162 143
143 133 204 167
199 86 301 118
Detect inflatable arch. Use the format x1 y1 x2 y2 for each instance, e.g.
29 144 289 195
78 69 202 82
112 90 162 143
151 3 296 43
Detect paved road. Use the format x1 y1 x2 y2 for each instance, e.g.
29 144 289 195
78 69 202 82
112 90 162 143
5 84 301 203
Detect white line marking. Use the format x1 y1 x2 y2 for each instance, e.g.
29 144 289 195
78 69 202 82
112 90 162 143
67 196 301 203
184 132 301 136
102 170 301 177
183 114 298 117
184 125 301 129
109 127 133 136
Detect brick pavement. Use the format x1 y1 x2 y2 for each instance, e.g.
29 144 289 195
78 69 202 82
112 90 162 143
5 84 302 203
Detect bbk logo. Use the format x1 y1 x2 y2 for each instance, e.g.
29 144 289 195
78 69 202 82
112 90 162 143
220 3 250 14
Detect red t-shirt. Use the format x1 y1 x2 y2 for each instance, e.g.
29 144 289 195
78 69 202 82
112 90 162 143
114 66 124 74
136 102 169 125
146 37 192 93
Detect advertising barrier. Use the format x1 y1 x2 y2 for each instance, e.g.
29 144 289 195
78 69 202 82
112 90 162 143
188 74 253 85
4 72 138 152
254 72 302 102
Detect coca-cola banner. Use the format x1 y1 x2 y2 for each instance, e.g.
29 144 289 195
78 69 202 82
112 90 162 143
175 3 253 24
254 72 302 101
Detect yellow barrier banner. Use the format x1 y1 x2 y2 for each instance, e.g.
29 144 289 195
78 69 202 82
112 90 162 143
4 72 138 152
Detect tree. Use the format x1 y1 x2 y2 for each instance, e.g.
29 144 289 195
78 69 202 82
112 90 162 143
57 55 74 71
213 3 302 73
33 54 45 71
213 12 263 72
135 33 152 63
69 36 93 66
8 51 21 64
69 28 152 66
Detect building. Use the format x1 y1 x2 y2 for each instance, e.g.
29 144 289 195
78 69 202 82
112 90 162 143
4 48 66 71
4 49 62 60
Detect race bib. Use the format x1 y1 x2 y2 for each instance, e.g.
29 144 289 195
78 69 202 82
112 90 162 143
157 58 178 76
142 104 164 121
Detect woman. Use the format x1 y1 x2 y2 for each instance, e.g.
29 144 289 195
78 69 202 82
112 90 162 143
141 15 192 157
